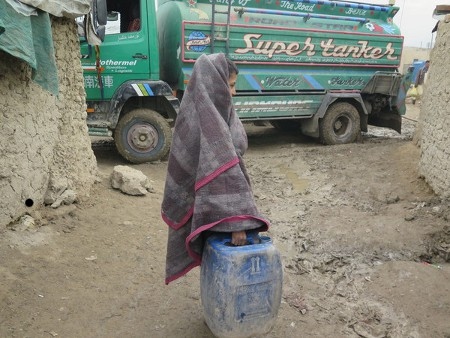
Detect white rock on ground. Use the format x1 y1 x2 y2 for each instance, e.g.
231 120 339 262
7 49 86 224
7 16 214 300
110 165 154 196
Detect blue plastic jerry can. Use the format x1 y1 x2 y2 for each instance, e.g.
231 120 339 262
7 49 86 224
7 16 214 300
200 233 283 338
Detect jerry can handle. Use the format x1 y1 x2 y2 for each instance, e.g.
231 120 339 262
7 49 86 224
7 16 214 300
222 230 262 246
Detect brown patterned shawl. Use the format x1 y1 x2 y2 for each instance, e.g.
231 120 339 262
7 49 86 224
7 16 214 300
161 53 269 284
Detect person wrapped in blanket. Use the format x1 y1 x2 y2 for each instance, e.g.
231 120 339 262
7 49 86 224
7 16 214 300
412 60 430 104
161 53 270 285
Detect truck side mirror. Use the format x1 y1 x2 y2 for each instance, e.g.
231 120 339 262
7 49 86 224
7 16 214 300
96 25 105 40
80 0 107 43
85 0 108 44
94 0 107 26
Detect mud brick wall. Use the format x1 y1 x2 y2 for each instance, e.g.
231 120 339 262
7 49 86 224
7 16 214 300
0 17 97 227
418 19 450 198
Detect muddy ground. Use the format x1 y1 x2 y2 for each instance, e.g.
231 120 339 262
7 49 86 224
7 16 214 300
1 103 449 338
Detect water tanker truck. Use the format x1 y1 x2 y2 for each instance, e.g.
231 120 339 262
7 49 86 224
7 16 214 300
80 0 407 163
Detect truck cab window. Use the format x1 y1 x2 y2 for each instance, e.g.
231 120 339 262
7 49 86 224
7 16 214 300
105 0 140 35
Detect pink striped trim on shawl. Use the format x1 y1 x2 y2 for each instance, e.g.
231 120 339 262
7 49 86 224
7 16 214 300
161 157 240 230
165 261 199 285
195 157 240 191
161 208 194 231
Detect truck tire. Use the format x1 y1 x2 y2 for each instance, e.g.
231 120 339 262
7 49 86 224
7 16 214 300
319 102 360 145
270 119 302 131
114 109 172 163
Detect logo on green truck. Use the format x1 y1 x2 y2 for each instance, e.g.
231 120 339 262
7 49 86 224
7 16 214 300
186 31 210 52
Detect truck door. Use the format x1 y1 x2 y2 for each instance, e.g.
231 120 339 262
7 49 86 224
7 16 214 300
80 0 151 101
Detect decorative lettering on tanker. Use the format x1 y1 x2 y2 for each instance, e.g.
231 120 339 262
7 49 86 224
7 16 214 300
263 76 303 88
235 18 360 33
231 54 301 63
234 34 398 62
206 0 386 19
345 8 367 16
230 16 394 35
320 39 396 60
279 1 315 11
328 77 366 86
311 23 358 32
234 99 314 114
252 76 366 89
235 34 315 58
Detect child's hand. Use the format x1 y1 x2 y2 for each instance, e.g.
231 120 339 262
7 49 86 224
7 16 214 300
231 231 247 246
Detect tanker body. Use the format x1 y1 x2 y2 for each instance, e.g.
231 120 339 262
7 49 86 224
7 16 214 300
157 0 406 144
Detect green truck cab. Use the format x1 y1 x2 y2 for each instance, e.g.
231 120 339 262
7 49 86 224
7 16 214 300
80 0 179 163
80 0 407 163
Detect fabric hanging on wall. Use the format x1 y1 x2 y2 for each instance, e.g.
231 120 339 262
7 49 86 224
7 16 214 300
14 0 91 19
0 19 5 35
0 1 59 95
4 0 38 16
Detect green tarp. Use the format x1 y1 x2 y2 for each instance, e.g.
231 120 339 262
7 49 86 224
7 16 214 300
0 18 5 35
0 2 58 95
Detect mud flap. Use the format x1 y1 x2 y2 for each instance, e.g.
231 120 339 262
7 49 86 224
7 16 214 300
368 112 402 134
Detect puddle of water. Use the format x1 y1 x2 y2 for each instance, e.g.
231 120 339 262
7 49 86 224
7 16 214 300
278 166 310 193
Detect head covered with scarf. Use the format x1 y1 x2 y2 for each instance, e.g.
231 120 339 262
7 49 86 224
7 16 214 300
162 53 269 284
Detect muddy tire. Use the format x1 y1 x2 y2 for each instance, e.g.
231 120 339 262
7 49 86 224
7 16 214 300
114 109 172 163
319 102 360 145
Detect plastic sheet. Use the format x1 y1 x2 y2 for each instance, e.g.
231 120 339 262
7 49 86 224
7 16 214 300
15 0 90 19
0 1 58 95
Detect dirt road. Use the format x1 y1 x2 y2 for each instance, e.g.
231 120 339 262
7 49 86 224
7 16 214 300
1 103 449 338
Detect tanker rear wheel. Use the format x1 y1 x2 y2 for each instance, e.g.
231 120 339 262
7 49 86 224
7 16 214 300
319 102 360 145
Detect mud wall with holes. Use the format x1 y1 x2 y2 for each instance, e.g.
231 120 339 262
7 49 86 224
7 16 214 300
0 17 97 227
418 18 450 198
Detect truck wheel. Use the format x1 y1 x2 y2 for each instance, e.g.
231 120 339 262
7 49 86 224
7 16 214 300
319 102 360 145
270 119 302 131
114 109 172 163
